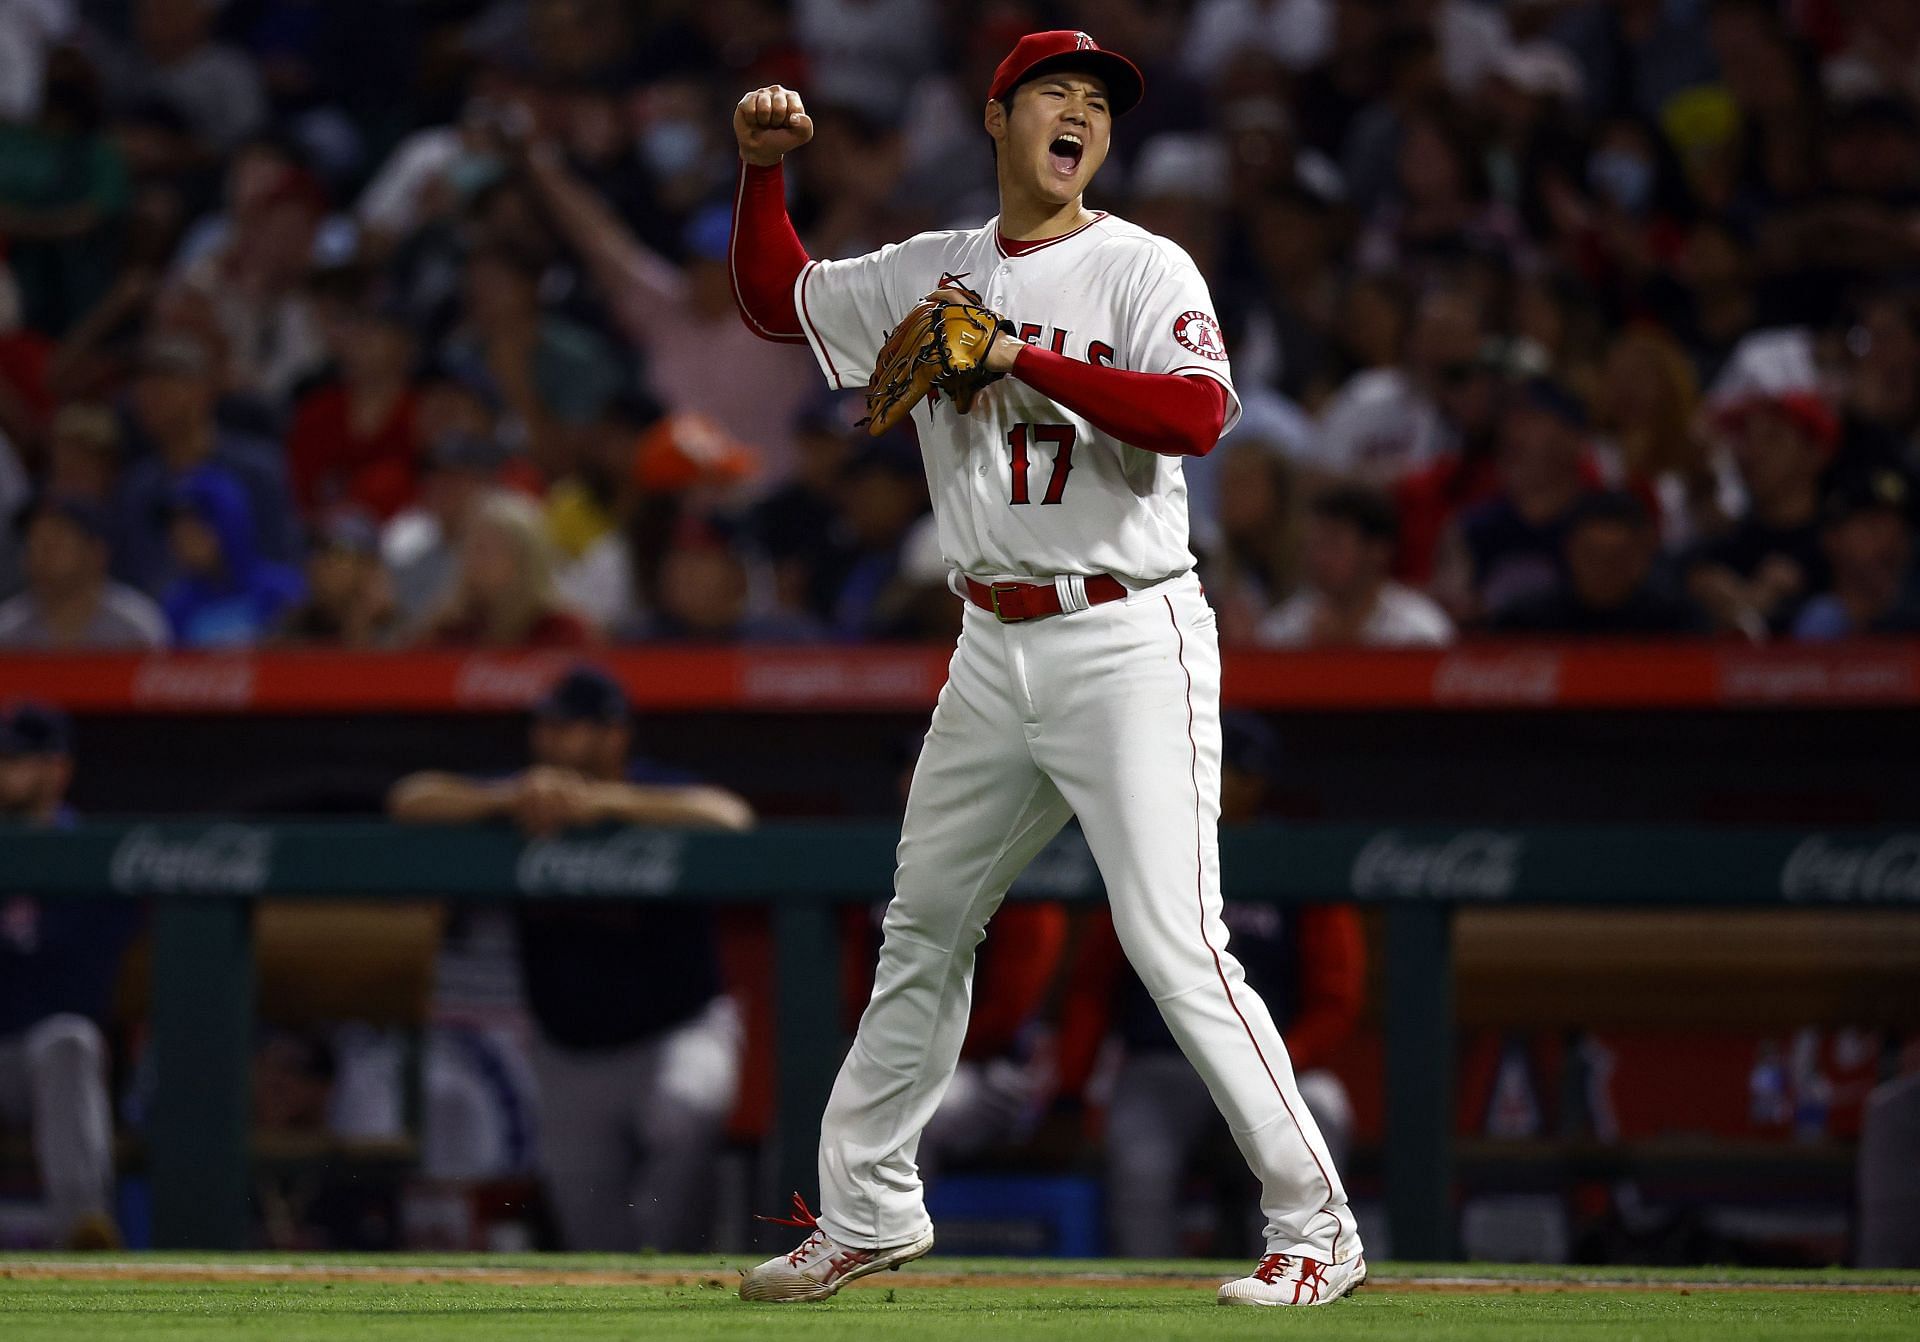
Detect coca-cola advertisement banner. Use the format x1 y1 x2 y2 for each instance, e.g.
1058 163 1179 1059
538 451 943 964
0 822 1912 907
2 643 1919 714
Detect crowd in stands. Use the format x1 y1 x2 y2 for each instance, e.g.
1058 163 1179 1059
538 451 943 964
3 0 1920 657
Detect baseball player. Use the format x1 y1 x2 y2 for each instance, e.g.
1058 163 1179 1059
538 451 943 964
728 31 1363 1306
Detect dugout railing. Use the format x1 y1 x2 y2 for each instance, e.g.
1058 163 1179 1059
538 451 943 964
5 819 1916 1257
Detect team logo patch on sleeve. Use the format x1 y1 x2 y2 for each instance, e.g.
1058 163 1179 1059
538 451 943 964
1173 310 1228 361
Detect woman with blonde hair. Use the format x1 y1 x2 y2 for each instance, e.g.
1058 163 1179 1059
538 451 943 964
1592 324 1724 546
422 490 597 647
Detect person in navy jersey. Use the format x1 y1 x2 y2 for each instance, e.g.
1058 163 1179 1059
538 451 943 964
387 665 755 1250
0 703 138 1249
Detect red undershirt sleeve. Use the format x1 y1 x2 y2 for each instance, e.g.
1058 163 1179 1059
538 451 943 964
1009 345 1228 457
729 159 809 343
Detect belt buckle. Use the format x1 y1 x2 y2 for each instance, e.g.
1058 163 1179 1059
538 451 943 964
989 582 1023 623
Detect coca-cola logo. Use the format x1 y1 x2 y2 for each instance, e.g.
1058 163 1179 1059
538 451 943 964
741 655 940 706
1431 653 1561 705
1351 830 1522 899
1781 835 1920 902
110 824 273 894
131 657 256 708
516 830 686 896
453 656 576 708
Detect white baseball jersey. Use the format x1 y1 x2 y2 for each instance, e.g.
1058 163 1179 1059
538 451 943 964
793 213 1242 584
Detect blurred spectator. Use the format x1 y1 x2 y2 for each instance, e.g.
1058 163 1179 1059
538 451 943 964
545 390 664 573
41 403 122 506
1180 0 1336 80
1202 440 1303 647
796 0 939 118
547 396 719 636
1256 482 1451 647
418 489 594 648
524 144 814 482
382 430 519 623
0 1 76 126
1591 326 1718 547
1443 376 1599 622
1832 296 1920 481
635 513 822 644
1355 99 1526 288
1494 490 1704 637
0 701 134 1249
1792 468 1920 640
811 440 930 640
164 155 330 409
441 241 624 479
1313 286 1486 483
1055 712 1363 1256
159 464 305 648
115 332 296 592
275 511 396 648
1687 390 1838 639
749 391 861 620
0 45 129 338
0 495 166 649
105 0 268 159
286 298 420 522
387 664 754 1250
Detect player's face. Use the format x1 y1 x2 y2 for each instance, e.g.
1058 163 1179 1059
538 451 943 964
993 74 1112 206
531 719 629 779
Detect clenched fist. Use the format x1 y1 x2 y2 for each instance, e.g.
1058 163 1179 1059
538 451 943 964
735 85 814 166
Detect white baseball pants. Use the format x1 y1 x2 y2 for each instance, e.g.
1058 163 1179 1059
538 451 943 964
816 572 1359 1262
0 1014 115 1242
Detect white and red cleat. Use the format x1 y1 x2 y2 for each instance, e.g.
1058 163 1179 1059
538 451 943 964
738 1193 935 1303
1217 1252 1367 1306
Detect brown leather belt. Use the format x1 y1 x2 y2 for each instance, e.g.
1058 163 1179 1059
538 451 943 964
963 574 1129 623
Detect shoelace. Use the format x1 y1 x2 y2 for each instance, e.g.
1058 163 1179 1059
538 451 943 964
755 1191 828 1267
1252 1253 1291 1285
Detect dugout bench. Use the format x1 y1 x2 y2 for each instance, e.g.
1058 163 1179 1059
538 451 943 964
4 819 1915 1258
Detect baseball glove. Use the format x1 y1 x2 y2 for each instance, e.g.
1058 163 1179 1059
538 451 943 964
862 295 1011 435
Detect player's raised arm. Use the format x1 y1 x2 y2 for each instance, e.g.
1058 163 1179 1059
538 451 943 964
730 85 814 344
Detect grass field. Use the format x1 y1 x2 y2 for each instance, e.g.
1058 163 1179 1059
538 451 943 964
2 1256 1915 1341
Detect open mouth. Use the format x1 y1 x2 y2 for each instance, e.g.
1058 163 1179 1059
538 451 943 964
1047 133 1085 178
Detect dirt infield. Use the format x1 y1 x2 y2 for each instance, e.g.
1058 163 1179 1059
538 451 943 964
4 1260 1915 1295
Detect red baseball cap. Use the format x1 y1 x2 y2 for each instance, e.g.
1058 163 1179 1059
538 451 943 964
988 30 1144 117
1712 389 1840 454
